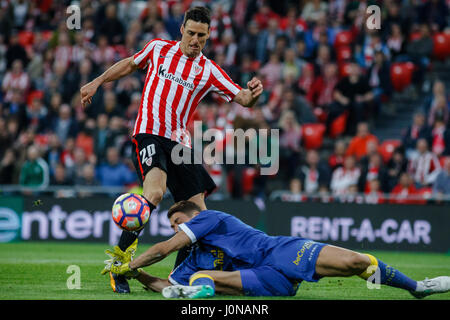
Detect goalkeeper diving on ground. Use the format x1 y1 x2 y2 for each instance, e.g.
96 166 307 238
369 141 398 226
102 201 450 298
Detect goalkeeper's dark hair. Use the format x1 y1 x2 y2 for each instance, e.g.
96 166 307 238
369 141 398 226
167 200 202 219
183 6 211 27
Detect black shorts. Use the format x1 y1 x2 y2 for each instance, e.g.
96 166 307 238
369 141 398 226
131 134 216 202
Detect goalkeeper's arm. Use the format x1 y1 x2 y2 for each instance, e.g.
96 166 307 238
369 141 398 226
128 231 191 270
135 270 172 293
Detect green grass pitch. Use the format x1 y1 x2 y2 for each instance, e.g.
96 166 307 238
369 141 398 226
0 242 449 300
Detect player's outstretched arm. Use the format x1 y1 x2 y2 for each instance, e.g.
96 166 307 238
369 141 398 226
129 231 192 270
80 56 139 107
233 77 263 108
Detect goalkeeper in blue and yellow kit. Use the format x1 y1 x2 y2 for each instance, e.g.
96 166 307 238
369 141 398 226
103 201 450 299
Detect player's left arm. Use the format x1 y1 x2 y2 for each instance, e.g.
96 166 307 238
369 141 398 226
233 77 264 108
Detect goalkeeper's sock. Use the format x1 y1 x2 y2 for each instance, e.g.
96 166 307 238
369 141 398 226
118 230 141 251
359 254 417 291
117 199 156 251
189 273 215 293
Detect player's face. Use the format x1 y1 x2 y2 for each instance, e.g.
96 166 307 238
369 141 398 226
169 211 195 233
180 20 210 58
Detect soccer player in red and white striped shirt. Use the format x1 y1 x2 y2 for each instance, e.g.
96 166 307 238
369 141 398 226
81 6 263 293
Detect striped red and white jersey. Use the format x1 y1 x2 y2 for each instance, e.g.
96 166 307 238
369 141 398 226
132 38 242 147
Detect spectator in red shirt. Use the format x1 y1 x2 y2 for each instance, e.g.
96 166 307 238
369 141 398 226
390 172 418 204
346 122 379 161
308 63 338 109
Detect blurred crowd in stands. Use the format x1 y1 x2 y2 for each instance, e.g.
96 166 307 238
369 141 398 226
0 0 449 203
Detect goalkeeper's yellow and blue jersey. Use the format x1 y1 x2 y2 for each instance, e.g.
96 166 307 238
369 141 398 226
169 210 326 296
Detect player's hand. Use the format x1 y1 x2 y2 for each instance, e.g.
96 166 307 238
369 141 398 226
80 80 100 108
102 261 141 278
101 240 138 275
247 77 263 99
104 245 132 264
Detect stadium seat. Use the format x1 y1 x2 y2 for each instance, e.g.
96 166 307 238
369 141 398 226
302 123 326 149
439 156 450 167
242 167 257 195
34 134 49 148
390 62 413 92
432 33 450 60
313 107 327 123
339 62 352 78
329 111 348 139
336 45 352 63
18 31 34 47
334 30 353 48
378 139 401 163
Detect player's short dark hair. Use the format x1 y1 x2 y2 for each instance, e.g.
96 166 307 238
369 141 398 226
167 200 202 219
183 6 211 27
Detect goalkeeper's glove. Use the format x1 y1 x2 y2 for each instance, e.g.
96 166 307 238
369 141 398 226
103 261 141 278
101 239 139 275
105 239 138 263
